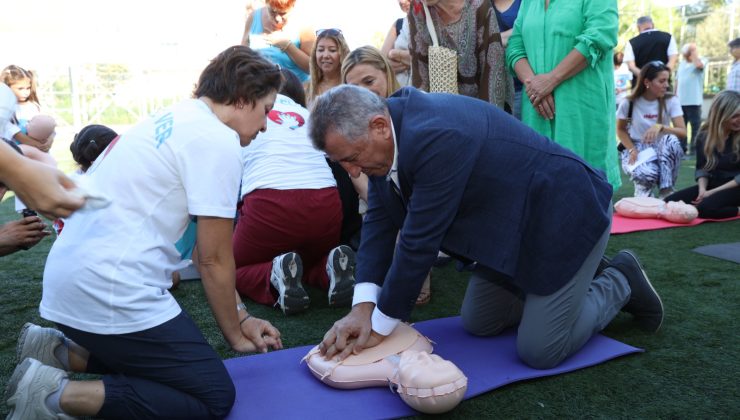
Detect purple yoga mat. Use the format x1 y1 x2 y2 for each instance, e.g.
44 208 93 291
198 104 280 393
224 316 642 420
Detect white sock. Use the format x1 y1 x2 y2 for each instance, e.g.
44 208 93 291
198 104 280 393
45 377 68 414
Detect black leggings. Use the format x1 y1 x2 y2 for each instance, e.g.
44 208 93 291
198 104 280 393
665 185 740 219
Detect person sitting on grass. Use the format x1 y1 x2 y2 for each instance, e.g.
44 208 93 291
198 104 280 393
617 60 687 198
664 90 740 219
4 46 284 420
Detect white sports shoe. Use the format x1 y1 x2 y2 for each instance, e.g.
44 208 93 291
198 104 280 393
326 245 356 307
4 358 75 420
270 252 309 315
16 323 68 371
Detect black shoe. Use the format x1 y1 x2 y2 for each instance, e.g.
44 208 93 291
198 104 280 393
609 250 664 332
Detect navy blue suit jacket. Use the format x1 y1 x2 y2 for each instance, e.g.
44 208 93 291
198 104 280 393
357 87 613 321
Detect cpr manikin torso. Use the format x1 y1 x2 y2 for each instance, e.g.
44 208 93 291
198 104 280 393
614 197 698 223
303 323 467 414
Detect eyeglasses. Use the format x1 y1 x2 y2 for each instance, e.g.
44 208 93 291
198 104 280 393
316 28 343 38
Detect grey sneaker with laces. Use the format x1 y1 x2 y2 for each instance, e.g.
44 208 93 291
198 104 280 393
16 323 68 372
4 358 75 420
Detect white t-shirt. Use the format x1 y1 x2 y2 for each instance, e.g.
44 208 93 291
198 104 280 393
617 95 683 142
240 94 335 197
41 99 243 334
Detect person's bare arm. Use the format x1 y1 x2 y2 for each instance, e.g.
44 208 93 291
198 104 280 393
0 141 84 219
380 22 398 56
241 13 254 45
627 60 640 78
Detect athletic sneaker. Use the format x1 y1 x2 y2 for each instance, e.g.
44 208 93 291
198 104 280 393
270 252 309 315
326 245 356 307
16 323 68 371
4 358 74 420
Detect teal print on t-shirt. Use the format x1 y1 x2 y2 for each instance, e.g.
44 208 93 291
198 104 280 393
154 112 174 148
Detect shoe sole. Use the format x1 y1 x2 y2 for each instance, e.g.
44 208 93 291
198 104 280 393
623 250 664 332
276 253 308 315
328 246 355 307
15 323 34 365
4 358 34 409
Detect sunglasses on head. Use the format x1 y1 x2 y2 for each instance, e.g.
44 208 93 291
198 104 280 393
316 28 343 37
645 60 667 70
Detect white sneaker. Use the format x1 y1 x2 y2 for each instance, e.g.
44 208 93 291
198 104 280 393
326 245 356 307
270 252 309 315
17 323 68 371
4 358 75 420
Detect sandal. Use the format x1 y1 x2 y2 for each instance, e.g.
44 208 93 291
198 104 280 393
415 273 432 306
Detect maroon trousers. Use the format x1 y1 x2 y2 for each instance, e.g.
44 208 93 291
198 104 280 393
233 188 342 305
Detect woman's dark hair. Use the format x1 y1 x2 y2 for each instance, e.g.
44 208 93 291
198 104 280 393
629 60 674 123
70 124 118 172
194 46 282 108
278 69 306 107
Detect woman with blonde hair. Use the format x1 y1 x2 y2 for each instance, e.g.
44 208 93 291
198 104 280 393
664 90 740 218
342 45 400 98
305 28 350 106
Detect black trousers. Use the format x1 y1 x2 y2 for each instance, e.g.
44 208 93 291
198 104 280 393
58 311 235 419
665 184 740 219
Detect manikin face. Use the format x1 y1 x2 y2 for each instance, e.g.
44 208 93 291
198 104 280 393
10 78 31 103
316 38 341 77
645 70 670 99
231 91 277 147
345 64 389 98
323 116 394 178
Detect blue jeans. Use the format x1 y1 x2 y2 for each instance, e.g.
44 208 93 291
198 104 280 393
57 311 235 419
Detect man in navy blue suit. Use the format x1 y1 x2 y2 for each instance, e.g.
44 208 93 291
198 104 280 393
310 85 663 369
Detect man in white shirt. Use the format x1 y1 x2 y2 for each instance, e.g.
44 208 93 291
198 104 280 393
624 16 678 84
728 38 740 92
676 43 706 154
5 46 284 420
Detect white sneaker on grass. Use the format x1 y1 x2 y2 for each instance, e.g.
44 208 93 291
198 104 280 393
16 323 69 372
270 252 309 315
326 245 356 307
4 358 75 420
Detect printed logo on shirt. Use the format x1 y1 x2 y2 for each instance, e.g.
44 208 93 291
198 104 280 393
154 112 174 148
643 113 658 120
268 110 305 130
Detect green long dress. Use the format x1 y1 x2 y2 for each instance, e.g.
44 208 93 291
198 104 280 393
506 0 621 189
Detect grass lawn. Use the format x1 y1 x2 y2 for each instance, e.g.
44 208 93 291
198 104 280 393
1 136 738 418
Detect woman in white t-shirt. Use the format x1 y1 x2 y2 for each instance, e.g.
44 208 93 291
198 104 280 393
5 46 284 420
617 61 687 198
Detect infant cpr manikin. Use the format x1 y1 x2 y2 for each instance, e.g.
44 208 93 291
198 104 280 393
303 323 467 414
614 196 698 223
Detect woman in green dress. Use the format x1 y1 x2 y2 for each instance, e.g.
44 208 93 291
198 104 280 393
506 0 621 189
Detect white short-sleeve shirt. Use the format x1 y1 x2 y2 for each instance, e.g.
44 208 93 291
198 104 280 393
41 99 243 334
617 95 683 142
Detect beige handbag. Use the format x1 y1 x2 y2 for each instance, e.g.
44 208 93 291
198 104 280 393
422 2 458 94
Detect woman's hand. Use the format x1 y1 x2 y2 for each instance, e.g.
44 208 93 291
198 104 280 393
233 316 283 354
387 49 410 73
264 32 291 51
628 147 638 165
530 93 555 120
525 73 558 107
643 124 663 143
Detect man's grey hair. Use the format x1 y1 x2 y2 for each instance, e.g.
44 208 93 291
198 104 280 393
309 85 387 150
636 16 653 27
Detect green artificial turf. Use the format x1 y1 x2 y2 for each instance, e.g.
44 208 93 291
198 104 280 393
1 155 738 418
